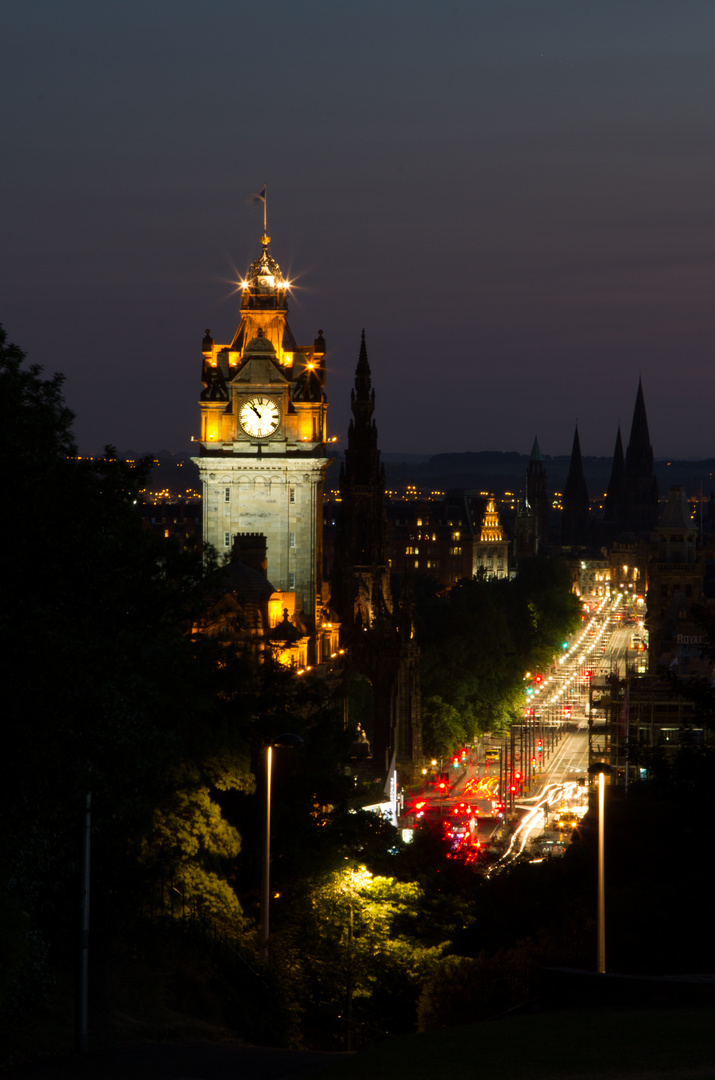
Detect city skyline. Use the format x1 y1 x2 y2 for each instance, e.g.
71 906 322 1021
4 2 715 458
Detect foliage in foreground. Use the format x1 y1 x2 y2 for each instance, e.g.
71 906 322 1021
272 866 448 1048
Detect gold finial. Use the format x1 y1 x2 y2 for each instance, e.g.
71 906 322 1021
260 233 271 248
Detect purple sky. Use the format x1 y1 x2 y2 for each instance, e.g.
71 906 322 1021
4 1 715 459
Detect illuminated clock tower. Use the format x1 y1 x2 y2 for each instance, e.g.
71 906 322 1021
193 232 330 632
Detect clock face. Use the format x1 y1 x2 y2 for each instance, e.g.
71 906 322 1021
238 395 281 438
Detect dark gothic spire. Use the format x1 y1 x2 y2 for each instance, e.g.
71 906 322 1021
332 330 392 633
622 380 659 533
562 425 590 545
605 426 625 523
525 434 549 552
351 329 375 427
530 436 543 463
625 378 654 479
344 330 380 485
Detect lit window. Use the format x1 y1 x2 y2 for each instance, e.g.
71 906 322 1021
416 518 423 526
289 486 295 503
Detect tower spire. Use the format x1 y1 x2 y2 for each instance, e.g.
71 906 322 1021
561 425 589 545
605 426 625 523
622 379 658 533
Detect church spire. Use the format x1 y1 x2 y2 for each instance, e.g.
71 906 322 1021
530 435 543 463
622 380 659 533
605 426 625 523
525 434 549 552
625 378 654 479
562 425 590 545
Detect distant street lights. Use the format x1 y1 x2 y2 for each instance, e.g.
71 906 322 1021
262 733 303 963
588 761 614 974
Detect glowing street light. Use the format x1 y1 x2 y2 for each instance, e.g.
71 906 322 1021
262 733 303 963
588 761 614 974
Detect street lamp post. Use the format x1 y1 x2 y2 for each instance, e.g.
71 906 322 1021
588 761 613 974
262 733 303 963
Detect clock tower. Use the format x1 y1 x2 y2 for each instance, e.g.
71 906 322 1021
193 232 330 636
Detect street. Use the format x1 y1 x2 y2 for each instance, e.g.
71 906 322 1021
402 590 642 869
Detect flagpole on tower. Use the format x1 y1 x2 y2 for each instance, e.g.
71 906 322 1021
263 182 267 235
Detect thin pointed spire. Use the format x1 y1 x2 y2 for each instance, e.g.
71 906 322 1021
605 425 625 523
621 379 658 532
351 329 375 421
626 377 654 478
530 436 542 463
562 425 589 545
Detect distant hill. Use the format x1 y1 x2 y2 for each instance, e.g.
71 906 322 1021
126 449 715 503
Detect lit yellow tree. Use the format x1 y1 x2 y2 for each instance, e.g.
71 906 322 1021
276 865 447 1048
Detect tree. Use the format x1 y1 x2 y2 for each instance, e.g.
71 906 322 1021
416 561 579 754
0 326 259 1022
273 865 446 1048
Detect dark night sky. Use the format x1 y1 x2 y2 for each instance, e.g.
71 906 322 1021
4 1 715 459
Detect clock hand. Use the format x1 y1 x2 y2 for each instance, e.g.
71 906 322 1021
251 403 262 418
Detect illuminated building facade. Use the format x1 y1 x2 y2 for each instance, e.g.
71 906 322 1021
476 496 509 578
193 233 331 639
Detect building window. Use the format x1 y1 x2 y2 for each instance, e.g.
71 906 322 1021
451 546 462 556
414 559 419 568
416 518 423 526
224 486 230 502
224 532 230 547
290 532 296 549
289 572 296 589
289 486 296 504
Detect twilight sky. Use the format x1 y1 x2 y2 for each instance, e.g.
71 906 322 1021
3 0 715 459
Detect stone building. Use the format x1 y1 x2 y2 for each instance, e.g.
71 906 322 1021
192 231 333 658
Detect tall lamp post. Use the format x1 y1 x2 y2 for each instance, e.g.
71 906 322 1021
588 761 613 974
262 733 303 963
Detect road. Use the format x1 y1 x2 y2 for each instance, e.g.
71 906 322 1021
402 591 641 868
